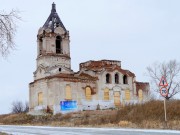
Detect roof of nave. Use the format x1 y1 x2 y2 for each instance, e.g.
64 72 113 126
77 72 98 80
80 60 135 77
49 72 98 80
30 72 98 84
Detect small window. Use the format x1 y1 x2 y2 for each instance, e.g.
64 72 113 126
123 75 128 84
56 36 62 54
59 68 61 72
65 85 72 100
104 88 109 100
106 73 111 84
115 73 119 84
38 92 43 105
138 89 143 101
125 90 130 101
85 87 92 100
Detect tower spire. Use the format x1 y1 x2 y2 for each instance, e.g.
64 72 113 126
43 2 66 32
51 2 56 13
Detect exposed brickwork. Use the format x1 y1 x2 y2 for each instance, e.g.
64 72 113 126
136 82 150 96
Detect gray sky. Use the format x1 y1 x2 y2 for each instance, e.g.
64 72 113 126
0 0 180 114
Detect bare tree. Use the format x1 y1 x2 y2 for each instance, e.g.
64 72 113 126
147 60 180 100
24 101 29 113
11 101 23 113
11 101 29 114
0 9 20 57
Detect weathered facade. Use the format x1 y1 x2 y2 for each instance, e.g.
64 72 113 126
29 3 150 114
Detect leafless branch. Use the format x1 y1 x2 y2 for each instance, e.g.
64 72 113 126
11 101 29 114
0 9 21 58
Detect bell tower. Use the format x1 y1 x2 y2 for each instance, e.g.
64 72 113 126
34 3 72 80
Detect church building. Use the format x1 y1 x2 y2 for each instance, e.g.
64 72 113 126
29 3 150 114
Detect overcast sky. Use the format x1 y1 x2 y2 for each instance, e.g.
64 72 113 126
0 0 180 114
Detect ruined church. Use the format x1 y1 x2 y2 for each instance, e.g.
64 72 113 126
29 3 150 114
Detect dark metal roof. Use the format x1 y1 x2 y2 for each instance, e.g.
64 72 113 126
43 2 66 32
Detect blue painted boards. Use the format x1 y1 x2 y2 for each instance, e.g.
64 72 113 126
60 101 77 111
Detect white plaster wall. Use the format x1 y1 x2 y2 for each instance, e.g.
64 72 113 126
30 77 98 113
29 80 48 111
35 56 71 80
82 69 138 106
37 55 70 68
54 27 65 35
62 39 70 55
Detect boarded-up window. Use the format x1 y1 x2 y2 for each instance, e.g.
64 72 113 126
138 89 143 101
114 92 120 106
125 90 130 101
38 92 43 105
65 85 72 100
85 87 92 100
104 88 110 100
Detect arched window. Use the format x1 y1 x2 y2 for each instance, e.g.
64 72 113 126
138 89 143 101
56 36 62 54
123 75 128 84
65 85 72 100
106 73 111 84
39 38 43 55
104 88 109 100
125 90 130 101
85 87 92 100
38 92 43 105
115 73 119 84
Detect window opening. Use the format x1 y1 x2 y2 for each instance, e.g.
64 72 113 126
56 36 62 54
115 73 119 84
106 73 111 83
39 38 43 55
123 75 128 84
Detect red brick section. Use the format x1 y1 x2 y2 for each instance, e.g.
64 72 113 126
80 60 135 77
30 60 136 85
136 82 150 96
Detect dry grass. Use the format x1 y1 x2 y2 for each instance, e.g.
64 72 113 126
116 100 180 124
0 133 8 135
0 100 180 129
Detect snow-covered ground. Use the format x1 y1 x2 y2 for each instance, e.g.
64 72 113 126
0 125 180 135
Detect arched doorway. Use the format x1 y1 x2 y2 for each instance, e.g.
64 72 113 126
114 92 120 107
113 86 121 107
